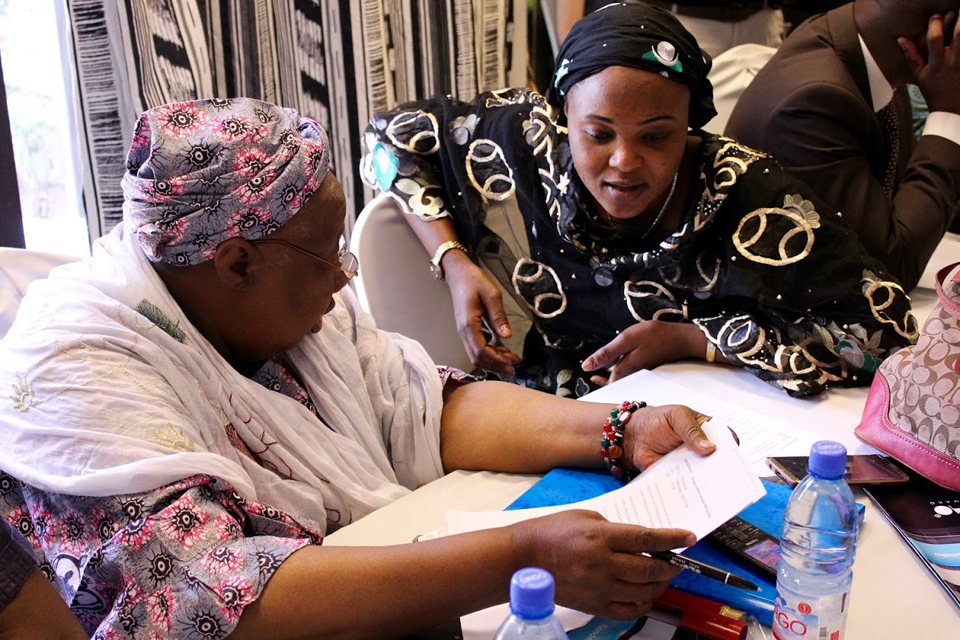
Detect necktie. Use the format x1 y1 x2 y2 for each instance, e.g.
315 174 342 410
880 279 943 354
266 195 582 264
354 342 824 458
877 102 900 200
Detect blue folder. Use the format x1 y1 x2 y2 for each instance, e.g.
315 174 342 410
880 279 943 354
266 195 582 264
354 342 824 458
505 468 785 626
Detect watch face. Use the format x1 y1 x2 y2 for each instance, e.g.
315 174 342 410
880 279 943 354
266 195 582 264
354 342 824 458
429 261 443 281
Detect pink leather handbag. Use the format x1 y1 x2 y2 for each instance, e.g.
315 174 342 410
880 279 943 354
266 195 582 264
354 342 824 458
855 263 960 491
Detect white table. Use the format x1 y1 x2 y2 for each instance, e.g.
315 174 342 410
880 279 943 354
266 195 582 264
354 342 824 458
328 243 960 639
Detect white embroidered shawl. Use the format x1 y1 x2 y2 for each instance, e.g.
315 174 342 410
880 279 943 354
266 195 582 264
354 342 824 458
0 225 445 533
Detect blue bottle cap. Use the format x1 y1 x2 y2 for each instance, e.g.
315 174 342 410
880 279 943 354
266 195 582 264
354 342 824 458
509 567 555 619
808 440 847 479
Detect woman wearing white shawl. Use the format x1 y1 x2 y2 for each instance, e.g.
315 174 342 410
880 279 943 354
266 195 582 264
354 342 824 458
0 99 717 639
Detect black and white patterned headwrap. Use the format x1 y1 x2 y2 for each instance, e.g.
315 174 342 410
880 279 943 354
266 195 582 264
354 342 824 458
122 98 330 266
547 2 717 129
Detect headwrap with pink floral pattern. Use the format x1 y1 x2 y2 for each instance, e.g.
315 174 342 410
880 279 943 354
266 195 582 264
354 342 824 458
122 98 330 265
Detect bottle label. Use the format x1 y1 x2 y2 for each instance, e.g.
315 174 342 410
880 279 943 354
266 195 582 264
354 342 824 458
773 582 850 640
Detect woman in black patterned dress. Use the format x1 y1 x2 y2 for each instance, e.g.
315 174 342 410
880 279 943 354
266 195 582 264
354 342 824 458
361 3 917 398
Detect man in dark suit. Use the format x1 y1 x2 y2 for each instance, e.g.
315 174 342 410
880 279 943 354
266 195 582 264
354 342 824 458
726 1 960 290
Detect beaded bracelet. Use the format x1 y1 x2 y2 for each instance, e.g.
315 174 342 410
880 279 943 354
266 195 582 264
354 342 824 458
601 401 647 482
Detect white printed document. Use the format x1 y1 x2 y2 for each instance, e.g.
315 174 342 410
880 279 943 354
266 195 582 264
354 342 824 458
446 418 765 540
449 419 765 639
584 370 821 476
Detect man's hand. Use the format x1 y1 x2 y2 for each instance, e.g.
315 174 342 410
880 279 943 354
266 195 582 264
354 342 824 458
443 252 521 375
582 321 707 386
900 12 960 114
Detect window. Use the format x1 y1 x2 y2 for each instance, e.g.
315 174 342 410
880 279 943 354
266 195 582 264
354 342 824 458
0 0 89 256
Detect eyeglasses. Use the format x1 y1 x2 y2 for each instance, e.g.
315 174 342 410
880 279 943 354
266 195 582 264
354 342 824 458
254 237 359 279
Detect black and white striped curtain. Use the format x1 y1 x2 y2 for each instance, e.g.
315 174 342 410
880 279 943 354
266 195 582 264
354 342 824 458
67 0 528 243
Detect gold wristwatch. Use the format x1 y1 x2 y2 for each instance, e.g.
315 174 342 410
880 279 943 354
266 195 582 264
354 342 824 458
430 240 467 281
705 340 717 363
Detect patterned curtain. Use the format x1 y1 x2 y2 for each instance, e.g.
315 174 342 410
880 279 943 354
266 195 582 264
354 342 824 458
67 0 528 243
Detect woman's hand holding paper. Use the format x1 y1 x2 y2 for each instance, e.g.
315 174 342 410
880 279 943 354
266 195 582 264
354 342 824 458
622 404 716 472
513 509 693 619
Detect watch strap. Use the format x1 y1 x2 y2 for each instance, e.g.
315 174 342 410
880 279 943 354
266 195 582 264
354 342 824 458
705 340 717 363
431 240 467 281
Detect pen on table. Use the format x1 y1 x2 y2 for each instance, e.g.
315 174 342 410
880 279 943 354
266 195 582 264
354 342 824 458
649 550 761 591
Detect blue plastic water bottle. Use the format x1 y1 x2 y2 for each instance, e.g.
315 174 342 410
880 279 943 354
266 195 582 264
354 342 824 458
773 441 860 640
493 568 569 639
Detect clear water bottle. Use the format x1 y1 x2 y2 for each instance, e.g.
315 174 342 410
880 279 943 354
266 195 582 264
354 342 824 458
774 441 860 640
494 567 569 639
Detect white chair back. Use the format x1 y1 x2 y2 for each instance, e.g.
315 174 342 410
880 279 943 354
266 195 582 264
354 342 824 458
350 194 473 370
703 43 776 135
0 248 80 340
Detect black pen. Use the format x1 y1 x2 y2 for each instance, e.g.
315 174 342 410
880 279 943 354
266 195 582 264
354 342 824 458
649 551 760 591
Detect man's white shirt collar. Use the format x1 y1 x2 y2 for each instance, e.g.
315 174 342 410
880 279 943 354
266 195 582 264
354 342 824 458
858 34 894 111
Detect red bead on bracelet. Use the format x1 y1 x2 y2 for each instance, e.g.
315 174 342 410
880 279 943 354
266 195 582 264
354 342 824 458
601 401 646 482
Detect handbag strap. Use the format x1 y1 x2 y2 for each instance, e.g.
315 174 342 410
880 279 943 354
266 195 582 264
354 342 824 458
934 261 960 318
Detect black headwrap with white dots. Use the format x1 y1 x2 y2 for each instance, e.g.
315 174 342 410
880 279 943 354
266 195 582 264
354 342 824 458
547 2 717 129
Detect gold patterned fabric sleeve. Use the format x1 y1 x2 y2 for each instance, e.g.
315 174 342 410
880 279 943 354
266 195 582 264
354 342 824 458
690 158 918 397
360 89 547 229
360 103 450 220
